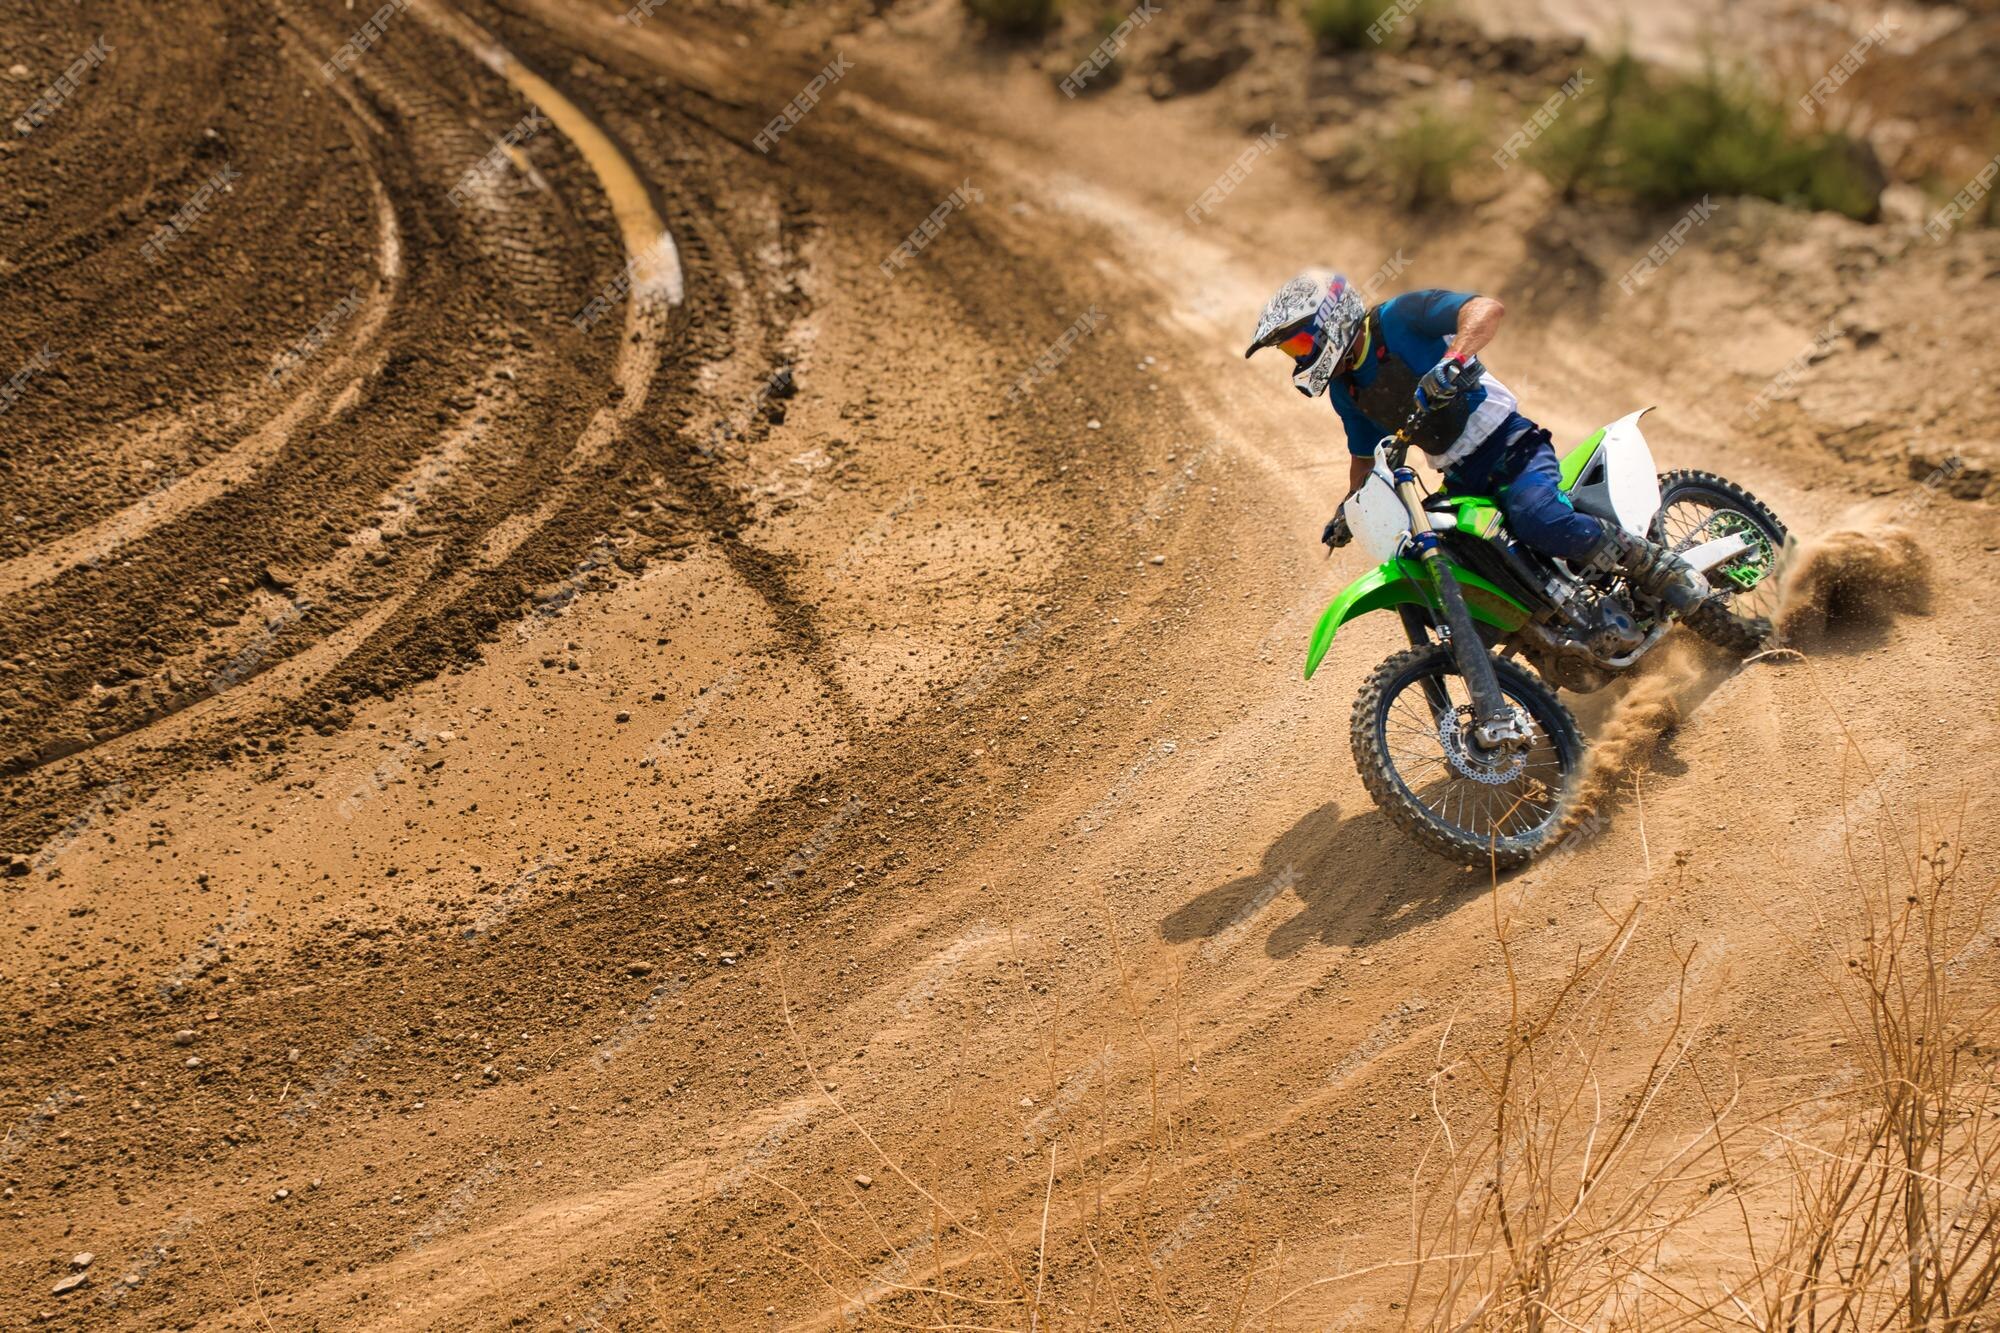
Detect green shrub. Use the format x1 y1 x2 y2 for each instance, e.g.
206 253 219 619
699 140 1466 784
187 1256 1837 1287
1301 0 1391 52
1531 53 1880 220
1536 48 1641 202
1379 102 1484 209
963 0 1060 37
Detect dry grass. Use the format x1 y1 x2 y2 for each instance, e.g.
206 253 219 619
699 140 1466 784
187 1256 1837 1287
756 774 1991 1329
1392 794 1998 1330
1745 817 2000 1327
1396 889 1724 1327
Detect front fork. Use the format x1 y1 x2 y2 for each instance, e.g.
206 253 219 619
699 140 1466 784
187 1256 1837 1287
1392 464 1524 750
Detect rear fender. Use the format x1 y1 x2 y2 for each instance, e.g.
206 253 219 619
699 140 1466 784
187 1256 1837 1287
1304 559 1533 680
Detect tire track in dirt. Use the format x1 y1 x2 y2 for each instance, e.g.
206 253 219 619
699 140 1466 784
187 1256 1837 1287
0 0 675 821
0 7 1200 1325
0 5 380 554
0 162 404 600
5 6 1995 1330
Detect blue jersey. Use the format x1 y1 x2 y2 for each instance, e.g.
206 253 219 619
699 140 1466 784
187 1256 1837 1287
1328 288 1529 472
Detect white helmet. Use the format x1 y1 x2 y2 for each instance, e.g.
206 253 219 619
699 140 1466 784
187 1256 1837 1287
1244 270 1366 398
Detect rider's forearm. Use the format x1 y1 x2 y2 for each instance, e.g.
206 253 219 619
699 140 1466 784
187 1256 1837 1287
1346 454 1373 497
1447 296 1505 361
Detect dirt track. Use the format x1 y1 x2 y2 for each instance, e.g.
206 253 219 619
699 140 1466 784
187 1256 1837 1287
2 0 1997 1328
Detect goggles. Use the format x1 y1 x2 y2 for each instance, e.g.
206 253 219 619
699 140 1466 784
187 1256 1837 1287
1276 327 1319 359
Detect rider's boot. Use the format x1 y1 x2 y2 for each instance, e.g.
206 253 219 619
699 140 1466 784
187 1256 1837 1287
1587 526 1708 616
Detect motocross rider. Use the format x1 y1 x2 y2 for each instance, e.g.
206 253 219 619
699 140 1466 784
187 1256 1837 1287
1244 271 1705 614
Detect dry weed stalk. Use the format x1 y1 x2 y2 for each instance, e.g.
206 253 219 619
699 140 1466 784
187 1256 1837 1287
1399 881 1745 1330
766 772 1992 1331
1743 815 2000 1329
1398 797 1997 1331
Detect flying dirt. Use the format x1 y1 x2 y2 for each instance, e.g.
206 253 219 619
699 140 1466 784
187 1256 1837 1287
2 0 1997 1328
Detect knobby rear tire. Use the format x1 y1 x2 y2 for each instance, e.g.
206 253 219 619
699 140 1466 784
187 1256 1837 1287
1681 595 1771 656
1653 469 1789 656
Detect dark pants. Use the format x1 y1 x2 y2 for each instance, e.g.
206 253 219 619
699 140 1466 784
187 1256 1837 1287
1448 427 1605 562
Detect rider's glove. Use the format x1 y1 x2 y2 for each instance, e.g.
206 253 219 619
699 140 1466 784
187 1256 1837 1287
1321 510 1353 550
1414 354 1480 412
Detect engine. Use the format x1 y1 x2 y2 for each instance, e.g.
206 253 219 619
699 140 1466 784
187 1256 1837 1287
1517 587 1644 693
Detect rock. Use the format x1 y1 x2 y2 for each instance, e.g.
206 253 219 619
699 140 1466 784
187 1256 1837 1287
1151 33 1252 98
173 1029 197 1047
626 962 653 977
854 1173 874 1189
615 711 631 723
184 1057 203 1069
4 854 29 877
1880 182 1929 228
51 1273 87 1296
1146 554 1166 566
1050 49 1123 95
70 1254 93 1270
7 64 29 80
272 1188 289 1201
261 563 297 591
765 366 797 401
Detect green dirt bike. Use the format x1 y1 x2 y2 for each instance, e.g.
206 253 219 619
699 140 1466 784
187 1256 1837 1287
1307 403 1787 868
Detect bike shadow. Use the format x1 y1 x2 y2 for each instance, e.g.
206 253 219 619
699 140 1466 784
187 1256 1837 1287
1161 801 1496 958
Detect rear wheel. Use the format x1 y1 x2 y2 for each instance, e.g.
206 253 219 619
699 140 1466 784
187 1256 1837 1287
1653 470 1788 654
1351 643 1584 869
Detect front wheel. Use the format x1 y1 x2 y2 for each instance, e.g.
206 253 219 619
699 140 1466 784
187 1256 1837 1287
1351 643 1584 869
1653 470 1788 654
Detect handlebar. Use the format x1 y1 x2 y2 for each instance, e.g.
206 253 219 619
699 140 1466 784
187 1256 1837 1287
1374 354 1485 471
1377 406 1429 471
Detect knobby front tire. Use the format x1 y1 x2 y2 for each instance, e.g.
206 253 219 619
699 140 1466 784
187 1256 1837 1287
1350 643 1585 870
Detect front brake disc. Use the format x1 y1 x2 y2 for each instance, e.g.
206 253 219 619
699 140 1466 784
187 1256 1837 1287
1439 704 1533 785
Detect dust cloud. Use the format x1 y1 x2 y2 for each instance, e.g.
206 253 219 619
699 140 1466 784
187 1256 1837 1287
1772 516 1934 644
1566 513 1936 817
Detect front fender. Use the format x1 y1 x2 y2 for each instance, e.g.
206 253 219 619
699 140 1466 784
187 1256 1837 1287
1305 560 1426 680
1304 558 1532 680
